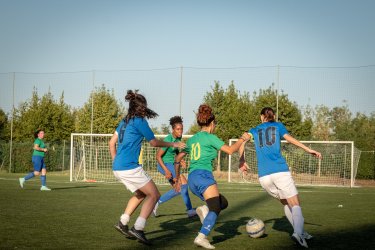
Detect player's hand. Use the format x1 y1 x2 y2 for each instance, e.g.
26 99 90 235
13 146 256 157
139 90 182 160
44 148 48 153
239 161 249 174
309 150 322 159
240 132 251 142
180 159 187 169
165 170 172 180
173 178 181 192
174 142 186 149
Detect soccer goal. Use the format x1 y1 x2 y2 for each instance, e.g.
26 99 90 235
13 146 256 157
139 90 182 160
69 133 191 184
228 140 361 187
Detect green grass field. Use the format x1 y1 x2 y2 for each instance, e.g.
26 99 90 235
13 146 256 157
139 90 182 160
1 173 374 250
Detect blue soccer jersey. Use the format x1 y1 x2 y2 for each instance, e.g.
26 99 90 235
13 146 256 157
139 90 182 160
249 121 289 177
112 117 155 171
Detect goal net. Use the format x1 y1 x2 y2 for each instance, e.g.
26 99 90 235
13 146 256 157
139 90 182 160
228 140 361 187
70 133 191 184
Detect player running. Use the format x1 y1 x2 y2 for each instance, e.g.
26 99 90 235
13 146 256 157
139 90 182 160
19 129 51 191
239 107 322 248
109 90 185 245
152 116 197 218
173 104 251 249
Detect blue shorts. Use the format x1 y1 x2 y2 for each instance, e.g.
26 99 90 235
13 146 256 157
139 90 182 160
188 169 216 201
32 156 46 172
157 163 176 178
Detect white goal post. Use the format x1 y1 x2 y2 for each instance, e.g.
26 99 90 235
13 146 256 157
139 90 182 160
69 133 191 184
228 140 361 187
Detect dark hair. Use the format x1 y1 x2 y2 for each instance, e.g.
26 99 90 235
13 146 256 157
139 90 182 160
169 116 183 128
260 107 276 122
124 90 158 122
196 104 215 126
34 129 43 139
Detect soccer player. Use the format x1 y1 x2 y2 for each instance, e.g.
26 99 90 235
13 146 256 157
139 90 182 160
239 107 322 248
173 104 251 249
19 129 51 191
152 116 197 218
109 90 185 245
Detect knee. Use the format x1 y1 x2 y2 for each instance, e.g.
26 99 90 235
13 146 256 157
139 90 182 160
206 194 229 216
34 171 40 176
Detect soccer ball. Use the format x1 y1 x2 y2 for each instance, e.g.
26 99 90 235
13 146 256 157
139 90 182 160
246 218 265 238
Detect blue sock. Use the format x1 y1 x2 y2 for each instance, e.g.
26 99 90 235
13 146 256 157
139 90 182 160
181 184 193 210
200 211 218 236
24 172 35 181
159 188 180 204
40 175 46 186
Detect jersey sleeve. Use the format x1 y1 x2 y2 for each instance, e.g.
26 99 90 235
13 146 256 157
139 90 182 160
278 122 289 138
210 134 225 150
136 118 156 141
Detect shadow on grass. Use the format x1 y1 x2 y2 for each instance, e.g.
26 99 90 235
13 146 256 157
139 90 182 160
51 185 98 190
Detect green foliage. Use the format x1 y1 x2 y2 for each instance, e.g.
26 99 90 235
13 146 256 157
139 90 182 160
10 89 75 142
75 85 124 134
204 81 253 142
252 85 311 139
0 108 8 140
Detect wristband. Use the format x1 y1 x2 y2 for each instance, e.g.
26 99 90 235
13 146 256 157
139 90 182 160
174 162 181 165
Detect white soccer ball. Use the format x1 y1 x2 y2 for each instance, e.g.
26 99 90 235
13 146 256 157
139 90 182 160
246 218 265 238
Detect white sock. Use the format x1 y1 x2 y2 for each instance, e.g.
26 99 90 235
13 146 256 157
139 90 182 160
197 232 206 239
291 205 304 235
134 216 147 231
120 213 130 225
284 205 294 227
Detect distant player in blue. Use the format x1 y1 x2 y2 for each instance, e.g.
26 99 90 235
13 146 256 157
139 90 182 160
152 116 196 218
173 104 251 249
19 129 51 191
239 107 322 248
109 90 185 245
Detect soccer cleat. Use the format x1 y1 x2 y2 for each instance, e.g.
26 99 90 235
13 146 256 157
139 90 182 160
196 205 209 223
40 186 51 191
292 232 309 248
129 226 150 245
194 234 215 249
152 202 159 217
114 221 134 238
302 231 313 240
19 178 25 188
187 208 197 218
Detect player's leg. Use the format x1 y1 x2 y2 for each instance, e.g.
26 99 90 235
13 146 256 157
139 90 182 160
19 156 39 188
113 168 148 239
129 179 160 244
40 160 51 191
274 172 308 248
153 163 180 216
179 174 196 217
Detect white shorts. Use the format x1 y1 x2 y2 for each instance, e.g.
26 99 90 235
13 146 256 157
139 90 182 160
259 171 298 200
113 167 152 193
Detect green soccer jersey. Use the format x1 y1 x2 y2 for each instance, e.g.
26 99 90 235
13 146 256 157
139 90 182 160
185 131 225 173
161 134 181 163
33 138 45 157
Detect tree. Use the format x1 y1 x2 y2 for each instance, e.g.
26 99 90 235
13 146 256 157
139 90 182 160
11 89 75 142
0 108 8 140
203 81 253 142
75 85 124 134
252 85 311 139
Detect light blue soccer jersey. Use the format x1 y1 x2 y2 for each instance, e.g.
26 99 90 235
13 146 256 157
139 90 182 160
112 117 155 171
249 121 289 177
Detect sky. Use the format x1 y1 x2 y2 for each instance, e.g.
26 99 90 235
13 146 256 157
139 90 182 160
0 0 374 129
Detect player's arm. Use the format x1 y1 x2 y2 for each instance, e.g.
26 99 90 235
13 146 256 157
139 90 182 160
173 151 186 192
149 138 185 149
156 148 172 179
34 143 47 152
109 132 118 161
283 134 322 159
220 132 251 155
